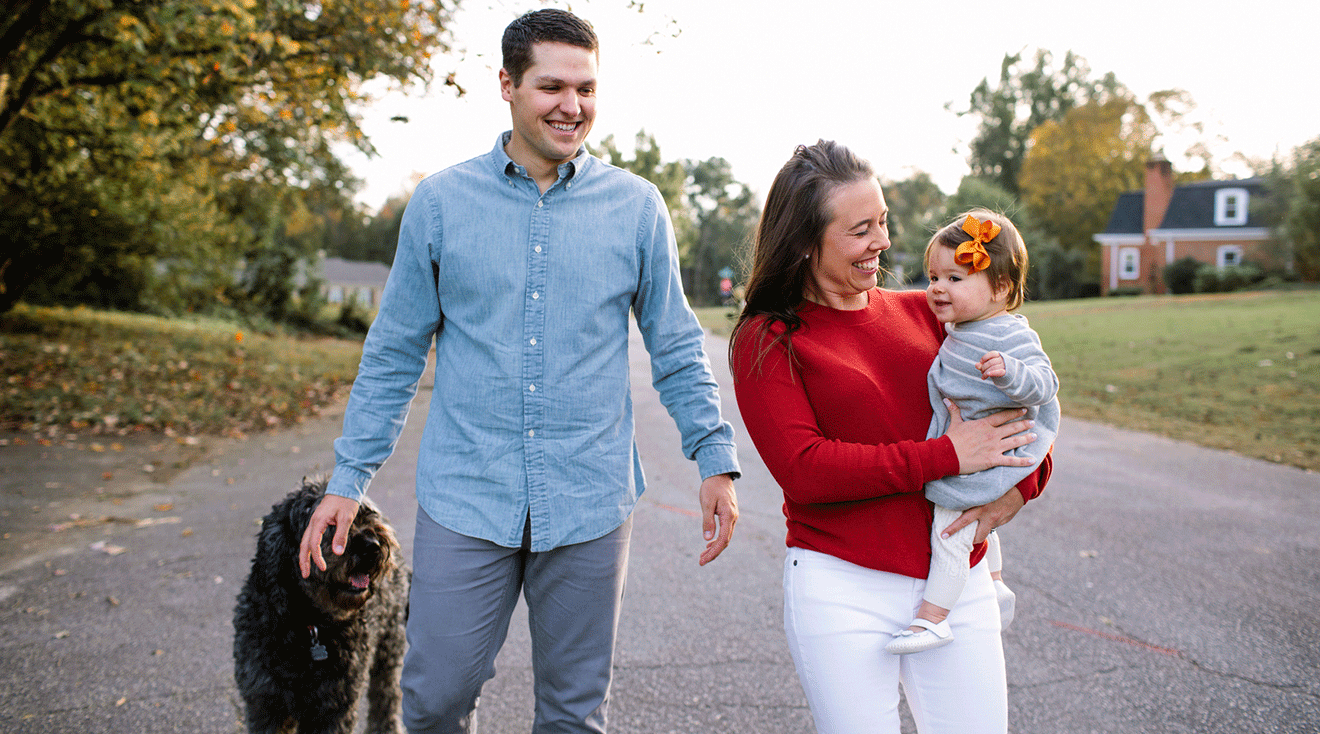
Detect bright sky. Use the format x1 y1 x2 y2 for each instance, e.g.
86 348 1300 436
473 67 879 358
343 0 1318 212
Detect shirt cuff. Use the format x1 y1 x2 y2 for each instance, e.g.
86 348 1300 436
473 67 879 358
695 443 741 481
325 465 371 504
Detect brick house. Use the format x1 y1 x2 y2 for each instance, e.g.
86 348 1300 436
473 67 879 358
1093 155 1277 295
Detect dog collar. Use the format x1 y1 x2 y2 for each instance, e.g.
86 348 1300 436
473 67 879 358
308 625 329 662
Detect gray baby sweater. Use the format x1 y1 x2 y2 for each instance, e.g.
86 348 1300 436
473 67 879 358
924 313 1060 510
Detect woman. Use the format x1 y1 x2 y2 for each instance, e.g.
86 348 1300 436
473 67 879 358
730 140 1051 734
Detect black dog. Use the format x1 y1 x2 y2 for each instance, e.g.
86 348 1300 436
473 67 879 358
233 477 408 733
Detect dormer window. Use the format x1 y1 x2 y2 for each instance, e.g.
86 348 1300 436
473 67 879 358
1215 188 1249 226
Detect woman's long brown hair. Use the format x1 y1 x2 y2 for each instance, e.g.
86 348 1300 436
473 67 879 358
729 140 875 379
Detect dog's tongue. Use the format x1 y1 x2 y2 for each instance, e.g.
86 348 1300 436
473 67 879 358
350 574 370 590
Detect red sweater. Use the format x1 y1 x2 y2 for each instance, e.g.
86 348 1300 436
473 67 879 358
731 289 1049 579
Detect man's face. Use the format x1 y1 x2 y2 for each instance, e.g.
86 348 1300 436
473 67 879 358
500 41 598 173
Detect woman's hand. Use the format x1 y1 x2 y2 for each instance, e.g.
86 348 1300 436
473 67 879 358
943 399 1036 475
941 486 1025 545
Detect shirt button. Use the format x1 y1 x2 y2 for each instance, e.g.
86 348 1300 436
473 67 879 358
566 182 572 189
532 292 539 300
529 384 536 392
537 200 543 208
528 429 535 438
530 337 537 345
534 245 542 253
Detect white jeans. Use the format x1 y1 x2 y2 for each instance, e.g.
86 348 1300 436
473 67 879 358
783 548 1007 734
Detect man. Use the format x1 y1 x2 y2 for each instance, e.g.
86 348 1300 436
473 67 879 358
297 9 740 733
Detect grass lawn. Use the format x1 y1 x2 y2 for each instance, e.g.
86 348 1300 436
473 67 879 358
696 289 1320 472
1 305 362 439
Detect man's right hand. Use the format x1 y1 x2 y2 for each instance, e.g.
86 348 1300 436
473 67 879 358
298 494 362 578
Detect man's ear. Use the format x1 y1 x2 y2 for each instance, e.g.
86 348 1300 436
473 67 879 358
499 68 514 102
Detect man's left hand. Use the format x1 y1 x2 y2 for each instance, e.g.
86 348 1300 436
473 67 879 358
698 473 738 566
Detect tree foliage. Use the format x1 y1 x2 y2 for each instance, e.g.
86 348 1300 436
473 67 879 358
952 49 1125 197
880 172 945 283
683 156 758 305
0 0 455 316
1019 96 1157 254
1262 137 1320 281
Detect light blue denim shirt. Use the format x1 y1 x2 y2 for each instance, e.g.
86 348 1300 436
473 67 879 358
326 133 740 551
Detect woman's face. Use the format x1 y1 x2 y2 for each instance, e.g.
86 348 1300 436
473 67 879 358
806 178 890 310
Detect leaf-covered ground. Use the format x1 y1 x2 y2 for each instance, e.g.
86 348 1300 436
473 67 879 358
1 305 362 440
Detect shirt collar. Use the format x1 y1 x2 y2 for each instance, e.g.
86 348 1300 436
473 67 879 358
494 130 590 184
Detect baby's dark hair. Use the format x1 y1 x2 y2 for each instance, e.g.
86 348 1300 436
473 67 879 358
924 209 1029 311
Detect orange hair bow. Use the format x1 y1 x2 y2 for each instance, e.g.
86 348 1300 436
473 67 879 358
954 215 1000 273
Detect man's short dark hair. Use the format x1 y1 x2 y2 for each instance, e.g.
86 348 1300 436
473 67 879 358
501 8 599 86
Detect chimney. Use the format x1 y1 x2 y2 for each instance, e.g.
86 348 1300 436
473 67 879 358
1143 151 1174 233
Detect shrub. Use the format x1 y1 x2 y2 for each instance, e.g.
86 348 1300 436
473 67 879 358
1107 287 1144 297
1164 257 1202 294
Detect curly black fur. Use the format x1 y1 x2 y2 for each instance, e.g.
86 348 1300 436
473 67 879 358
233 477 409 734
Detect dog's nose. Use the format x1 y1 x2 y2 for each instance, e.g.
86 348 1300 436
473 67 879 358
351 534 382 560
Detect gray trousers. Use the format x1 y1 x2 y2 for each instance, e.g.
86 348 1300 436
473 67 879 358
402 506 633 734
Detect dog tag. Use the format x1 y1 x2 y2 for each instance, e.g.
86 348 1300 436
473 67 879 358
308 625 329 662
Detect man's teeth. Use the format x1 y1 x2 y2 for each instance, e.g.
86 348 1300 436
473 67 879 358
549 121 577 131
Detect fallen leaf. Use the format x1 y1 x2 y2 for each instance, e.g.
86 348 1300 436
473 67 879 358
90 541 126 556
180 528 193 537
53 630 70 639
102 471 114 480
133 517 180 528
116 697 126 707
153 503 174 512
107 596 120 606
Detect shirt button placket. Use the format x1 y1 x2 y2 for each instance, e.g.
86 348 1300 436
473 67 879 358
523 192 551 545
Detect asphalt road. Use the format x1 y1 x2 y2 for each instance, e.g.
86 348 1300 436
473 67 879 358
0 323 1316 733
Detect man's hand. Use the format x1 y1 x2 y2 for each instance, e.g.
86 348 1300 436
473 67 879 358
940 486 1025 546
698 473 738 566
298 494 361 578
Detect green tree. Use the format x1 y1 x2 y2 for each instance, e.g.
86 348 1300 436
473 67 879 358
0 0 454 315
1019 96 1157 255
1262 137 1320 280
951 49 1124 197
683 156 758 305
880 172 945 284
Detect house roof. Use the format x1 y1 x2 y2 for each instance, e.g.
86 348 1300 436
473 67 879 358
1158 177 1266 229
321 257 391 286
1100 191 1146 235
1098 177 1267 236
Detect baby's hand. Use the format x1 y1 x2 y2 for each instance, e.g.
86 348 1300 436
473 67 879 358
977 352 1006 380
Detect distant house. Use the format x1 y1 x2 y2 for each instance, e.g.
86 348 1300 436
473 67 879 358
320 257 391 309
1093 155 1278 295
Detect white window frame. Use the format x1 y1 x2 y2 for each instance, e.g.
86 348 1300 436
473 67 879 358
1215 188 1249 226
1118 247 1140 280
1217 244 1244 268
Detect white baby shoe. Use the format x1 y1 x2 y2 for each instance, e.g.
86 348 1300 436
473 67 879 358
885 618 954 655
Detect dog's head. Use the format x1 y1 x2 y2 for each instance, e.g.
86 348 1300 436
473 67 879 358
263 476 401 621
